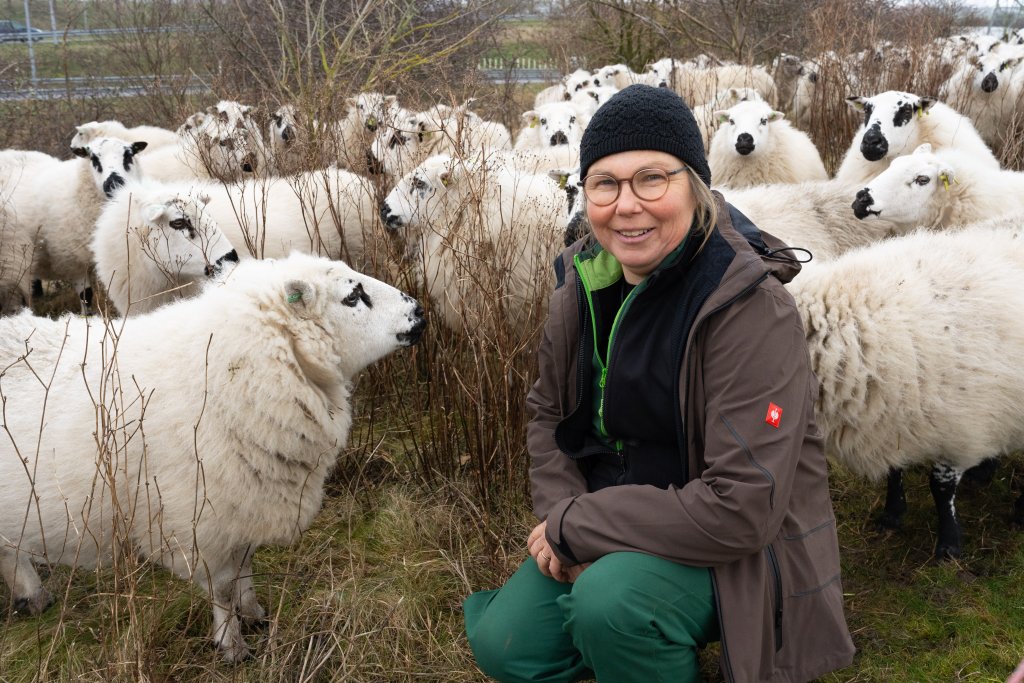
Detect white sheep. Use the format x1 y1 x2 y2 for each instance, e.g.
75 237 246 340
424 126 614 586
0 137 148 312
647 58 776 107
592 63 645 90
568 85 619 126
369 101 511 179
939 41 1024 150
692 87 765 152
70 120 178 151
721 178 902 262
143 101 264 181
0 253 425 661
379 153 564 332
512 101 583 169
91 179 239 315
202 166 380 268
708 100 828 188
833 90 999 186
789 219 1024 558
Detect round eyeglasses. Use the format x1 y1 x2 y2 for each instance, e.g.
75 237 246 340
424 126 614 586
580 167 687 206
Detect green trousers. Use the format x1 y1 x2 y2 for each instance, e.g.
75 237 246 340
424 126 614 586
464 552 719 683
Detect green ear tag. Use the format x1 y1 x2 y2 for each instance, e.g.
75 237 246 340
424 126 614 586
288 292 302 303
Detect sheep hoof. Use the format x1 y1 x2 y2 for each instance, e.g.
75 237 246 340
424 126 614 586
240 604 268 629
13 588 52 616
933 543 961 562
217 637 251 664
875 510 903 531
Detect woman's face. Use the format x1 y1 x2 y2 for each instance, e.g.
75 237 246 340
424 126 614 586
585 150 696 284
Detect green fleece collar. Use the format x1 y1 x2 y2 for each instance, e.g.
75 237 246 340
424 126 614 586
575 227 694 290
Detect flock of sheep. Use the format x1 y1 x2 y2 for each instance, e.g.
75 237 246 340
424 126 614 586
2 29 1024 661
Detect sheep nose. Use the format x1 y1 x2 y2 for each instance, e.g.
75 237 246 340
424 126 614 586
240 154 257 173
859 128 888 161
365 151 384 175
103 173 125 198
550 131 569 146
379 201 403 230
981 72 998 92
851 188 880 219
735 133 755 155
280 125 294 142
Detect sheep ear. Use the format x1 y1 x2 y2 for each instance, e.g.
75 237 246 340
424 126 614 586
131 141 148 155
439 170 453 187
714 110 730 124
385 95 397 105
71 147 89 158
198 193 211 205
913 143 933 154
143 203 168 224
547 169 570 188
768 110 784 122
522 111 539 127
846 96 867 111
285 280 314 307
938 168 956 189
918 97 937 112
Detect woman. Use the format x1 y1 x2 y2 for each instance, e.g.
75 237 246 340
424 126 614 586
464 84 855 682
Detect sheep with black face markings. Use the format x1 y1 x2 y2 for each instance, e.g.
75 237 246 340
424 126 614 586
833 90 998 186
0 137 147 313
789 218 1024 559
91 178 239 315
852 143 1024 231
708 99 828 188
379 153 563 333
0 252 426 661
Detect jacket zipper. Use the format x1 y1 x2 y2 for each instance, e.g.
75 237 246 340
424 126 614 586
766 544 784 652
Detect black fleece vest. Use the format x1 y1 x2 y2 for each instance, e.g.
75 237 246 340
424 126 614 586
554 206 768 492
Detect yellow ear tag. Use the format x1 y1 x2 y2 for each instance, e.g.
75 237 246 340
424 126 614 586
941 174 950 191
558 175 567 189
366 116 377 127
530 119 537 128
424 131 433 139
441 174 450 187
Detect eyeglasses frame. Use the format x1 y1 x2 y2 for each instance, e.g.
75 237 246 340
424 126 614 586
578 166 688 206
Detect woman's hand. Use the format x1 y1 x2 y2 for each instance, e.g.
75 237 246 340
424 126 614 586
527 520 568 582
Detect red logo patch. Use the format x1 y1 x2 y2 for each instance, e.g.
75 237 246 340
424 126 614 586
765 402 782 429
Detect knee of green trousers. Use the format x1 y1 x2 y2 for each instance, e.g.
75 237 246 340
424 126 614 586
558 552 719 681
464 553 719 683
464 557 587 683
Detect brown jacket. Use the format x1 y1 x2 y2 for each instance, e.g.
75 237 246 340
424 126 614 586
527 194 855 682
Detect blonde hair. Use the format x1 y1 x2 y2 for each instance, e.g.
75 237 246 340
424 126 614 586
685 166 718 253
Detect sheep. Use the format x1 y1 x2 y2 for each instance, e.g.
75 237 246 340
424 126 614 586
70 120 178 150
769 53 819 130
546 167 586 246
939 41 1024 150
379 153 564 333
512 101 583 169
851 143 1024 231
142 101 264 182
91 179 239 315
0 252 426 661
833 90 999 186
592 63 645 90
692 87 765 152
708 99 828 188
789 219 1024 558
369 101 511 179
0 137 148 313
720 178 903 262
201 166 380 268
646 58 777 107
568 85 619 126
331 92 404 174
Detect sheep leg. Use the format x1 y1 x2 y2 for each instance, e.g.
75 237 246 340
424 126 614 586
877 467 907 530
962 457 999 487
195 553 251 663
233 546 266 626
929 463 964 560
0 547 51 615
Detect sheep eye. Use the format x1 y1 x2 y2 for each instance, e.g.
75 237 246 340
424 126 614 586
760 118 768 125
570 116 576 124
412 177 428 191
540 118 547 125
341 282 371 308
169 218 192 231
913 175 931 186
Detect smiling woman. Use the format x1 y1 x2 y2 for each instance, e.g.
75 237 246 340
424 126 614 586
463 84 856 683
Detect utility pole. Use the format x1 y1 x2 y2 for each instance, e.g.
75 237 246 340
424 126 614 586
48 0 58 44
22 0 37 85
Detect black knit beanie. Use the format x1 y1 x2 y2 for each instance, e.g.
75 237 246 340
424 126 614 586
579 84 711 187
